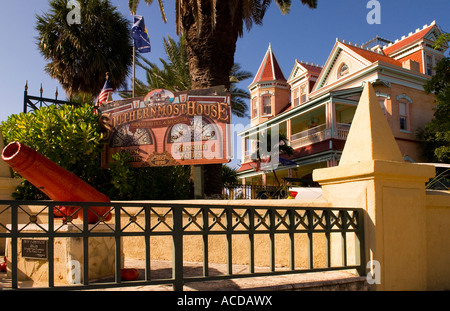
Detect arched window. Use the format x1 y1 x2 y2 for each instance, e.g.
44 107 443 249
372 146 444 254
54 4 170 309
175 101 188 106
396 94 412 132
338 63 349 78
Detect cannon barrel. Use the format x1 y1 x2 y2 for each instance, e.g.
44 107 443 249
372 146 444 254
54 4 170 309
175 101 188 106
1 141 111 223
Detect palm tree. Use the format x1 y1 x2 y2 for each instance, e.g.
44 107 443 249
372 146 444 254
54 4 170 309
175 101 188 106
221 164 239 186
130 0 317 197
36 0 133 98
252 131 294 186
133 35 191 93
128 35 252 118
129 0 166 20
130 0 317 90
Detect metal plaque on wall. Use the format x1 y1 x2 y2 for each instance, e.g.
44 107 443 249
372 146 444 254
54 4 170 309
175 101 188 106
21 239 48 260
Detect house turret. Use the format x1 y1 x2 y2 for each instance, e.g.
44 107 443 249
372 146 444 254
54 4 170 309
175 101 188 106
248 43 290 126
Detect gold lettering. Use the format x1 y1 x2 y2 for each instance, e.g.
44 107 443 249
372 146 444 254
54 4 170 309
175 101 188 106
173 104 180 116
165 104 173 117
157 105 165 117
210 105 218 118
187 101 195 116
143 108 150 119
218 102 229 122
150 106 157 118
196 103 203 115
180 103 187 115
203 104 210 116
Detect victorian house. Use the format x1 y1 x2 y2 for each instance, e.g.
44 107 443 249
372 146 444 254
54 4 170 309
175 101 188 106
237 21 448 187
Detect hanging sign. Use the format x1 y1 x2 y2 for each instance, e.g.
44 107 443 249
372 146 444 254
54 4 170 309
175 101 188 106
99 86 232 168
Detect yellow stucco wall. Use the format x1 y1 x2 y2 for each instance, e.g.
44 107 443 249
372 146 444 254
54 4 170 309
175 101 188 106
425 190 450 291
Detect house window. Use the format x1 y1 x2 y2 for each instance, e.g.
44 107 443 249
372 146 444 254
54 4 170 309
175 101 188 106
293 89 300 107
399 102 408 130
338 63 349 78
252 97 258 118
300 84 307 104
426 55 433 76
262 96 271 115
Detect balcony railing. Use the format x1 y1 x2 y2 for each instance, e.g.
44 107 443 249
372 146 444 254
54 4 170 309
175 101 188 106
290 123 350 149
241 123 351 164
335 123 351 140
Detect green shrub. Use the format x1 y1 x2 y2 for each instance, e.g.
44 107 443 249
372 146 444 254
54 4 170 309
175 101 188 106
1 104 106 199
1 104 192 200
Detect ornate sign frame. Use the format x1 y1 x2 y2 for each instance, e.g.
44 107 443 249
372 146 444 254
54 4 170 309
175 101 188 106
99 87 232 168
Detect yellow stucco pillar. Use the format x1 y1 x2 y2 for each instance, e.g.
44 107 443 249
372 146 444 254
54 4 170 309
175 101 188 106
0 132 20 199
313 82 435 290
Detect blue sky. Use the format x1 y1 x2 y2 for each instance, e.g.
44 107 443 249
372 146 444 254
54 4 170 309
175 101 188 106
1 0 449 128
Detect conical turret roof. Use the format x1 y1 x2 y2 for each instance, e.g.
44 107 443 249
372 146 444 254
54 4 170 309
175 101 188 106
251 43 286 84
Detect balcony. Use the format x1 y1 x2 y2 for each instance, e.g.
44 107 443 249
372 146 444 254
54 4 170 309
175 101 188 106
290 123 350 149
241 123 350 164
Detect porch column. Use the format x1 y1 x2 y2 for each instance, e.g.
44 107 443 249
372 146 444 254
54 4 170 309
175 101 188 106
326 99 336 139
286 119 291 142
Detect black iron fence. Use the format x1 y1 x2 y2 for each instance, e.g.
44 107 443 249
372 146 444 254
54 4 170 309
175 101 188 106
23 83 80 113
0 200 365 291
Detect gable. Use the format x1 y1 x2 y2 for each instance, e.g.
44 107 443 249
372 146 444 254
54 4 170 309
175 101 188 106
314 42 369 91
425 28 440 42
383 22 446 56
287 61 307 83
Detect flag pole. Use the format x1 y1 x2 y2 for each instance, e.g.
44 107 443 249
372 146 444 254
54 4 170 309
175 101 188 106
132 12 136 98
132 45 136 98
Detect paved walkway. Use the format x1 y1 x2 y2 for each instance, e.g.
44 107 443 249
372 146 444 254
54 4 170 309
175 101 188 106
89 259 369 291
0 259 369 291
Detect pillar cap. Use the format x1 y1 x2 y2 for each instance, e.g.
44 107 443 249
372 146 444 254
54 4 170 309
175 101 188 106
339 82 403 166
313 159 435 185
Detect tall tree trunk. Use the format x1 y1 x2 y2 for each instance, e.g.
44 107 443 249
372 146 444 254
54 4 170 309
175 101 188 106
180 1 240 197
181 1 239 90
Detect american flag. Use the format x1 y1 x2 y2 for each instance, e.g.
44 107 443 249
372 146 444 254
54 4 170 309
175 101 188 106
98 76 113 104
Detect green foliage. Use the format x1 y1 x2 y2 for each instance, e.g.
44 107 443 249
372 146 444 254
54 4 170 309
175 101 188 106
420 57 450 163
106 152 192 200
221 164 238 186
107 157 192 200
0 104 105 199
1 104 192 200
130 166 192 200
36 0 133 98
108 152 135 200
252 132 293 186
433 33 450 50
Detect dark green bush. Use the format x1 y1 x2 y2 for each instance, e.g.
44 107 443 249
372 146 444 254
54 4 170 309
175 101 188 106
1 104 191 200
1 104 106 199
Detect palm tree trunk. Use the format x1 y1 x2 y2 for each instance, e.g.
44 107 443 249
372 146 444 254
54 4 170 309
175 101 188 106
181 1 239 90
181 1 241 197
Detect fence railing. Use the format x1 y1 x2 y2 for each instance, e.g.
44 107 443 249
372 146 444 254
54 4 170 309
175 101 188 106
0 200 365 291
23 84 80 113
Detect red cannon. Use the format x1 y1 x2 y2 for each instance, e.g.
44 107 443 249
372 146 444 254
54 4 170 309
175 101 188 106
1 141 112 223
